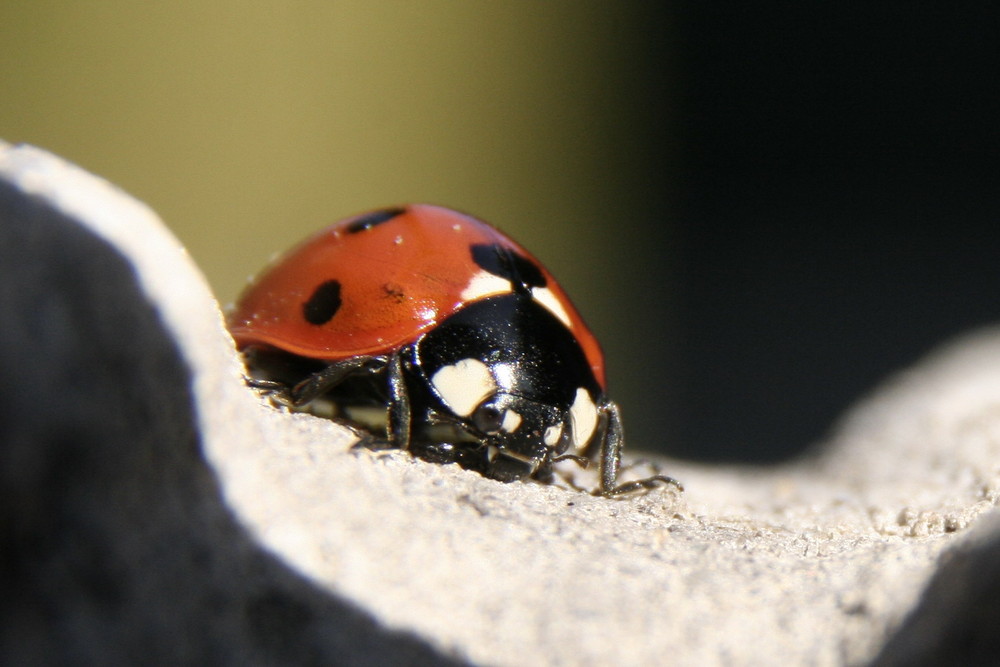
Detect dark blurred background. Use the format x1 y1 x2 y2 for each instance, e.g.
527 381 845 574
3 4 999 462
671 5 1000 460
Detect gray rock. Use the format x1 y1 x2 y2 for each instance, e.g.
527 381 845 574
0 144 457 666
3 141 1000 665
875 517 1000 666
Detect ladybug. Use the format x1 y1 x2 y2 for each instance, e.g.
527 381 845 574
228 204 679 496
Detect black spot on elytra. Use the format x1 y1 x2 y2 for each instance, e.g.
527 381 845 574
470 244 546 292
302 280 342 325
344 207 406 234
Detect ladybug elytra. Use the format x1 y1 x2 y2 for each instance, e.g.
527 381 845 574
228 204 679 496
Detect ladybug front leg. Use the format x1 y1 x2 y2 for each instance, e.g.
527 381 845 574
385 348 480 470
596 399 683 497
386 348 412 450
596 399 625 494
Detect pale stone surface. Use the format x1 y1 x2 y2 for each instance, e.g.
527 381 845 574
2 141 998 665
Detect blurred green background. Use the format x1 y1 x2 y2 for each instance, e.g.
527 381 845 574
1 3 680 454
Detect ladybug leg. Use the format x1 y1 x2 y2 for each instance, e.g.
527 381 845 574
289 356 387 405
383 348 484 472
246 356 387 407
596 399 625 494
386 349 412 450
546 453 592 493
596 400 683 497
245 356 398 450
552 453 590 467
245 377 298 406
405 409 490 471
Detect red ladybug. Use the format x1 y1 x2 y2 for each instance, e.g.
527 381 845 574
228 204 679 496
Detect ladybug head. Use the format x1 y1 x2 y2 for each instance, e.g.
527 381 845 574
466 392 574 483
427 356 602 483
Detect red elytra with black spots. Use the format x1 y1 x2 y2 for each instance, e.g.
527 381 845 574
228 204 678 496
229 204 604 386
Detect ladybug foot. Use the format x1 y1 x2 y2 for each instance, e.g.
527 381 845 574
244 376 297 407
600 474 684 498
552 453 590 468
409 441 489 474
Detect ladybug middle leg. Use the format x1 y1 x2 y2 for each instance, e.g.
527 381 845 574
292 350 417 454
290 355 388 405
245 352 387 423
596 399 683 497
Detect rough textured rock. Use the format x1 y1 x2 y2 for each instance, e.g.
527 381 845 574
874 516 1000 666
2 141 999 665
0 145 455 666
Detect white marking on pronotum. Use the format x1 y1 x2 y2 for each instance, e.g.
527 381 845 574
431 358 497 417
501 410 522 433
531 287 573 329
544 423 564 447
460 273 573 331
569 387 598 452
460 271 511 303
491 362 516 392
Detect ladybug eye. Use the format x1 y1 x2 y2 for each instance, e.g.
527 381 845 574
472 403 504 435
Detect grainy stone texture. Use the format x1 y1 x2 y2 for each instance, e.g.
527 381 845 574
0 143 455 666
2 141 999 665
